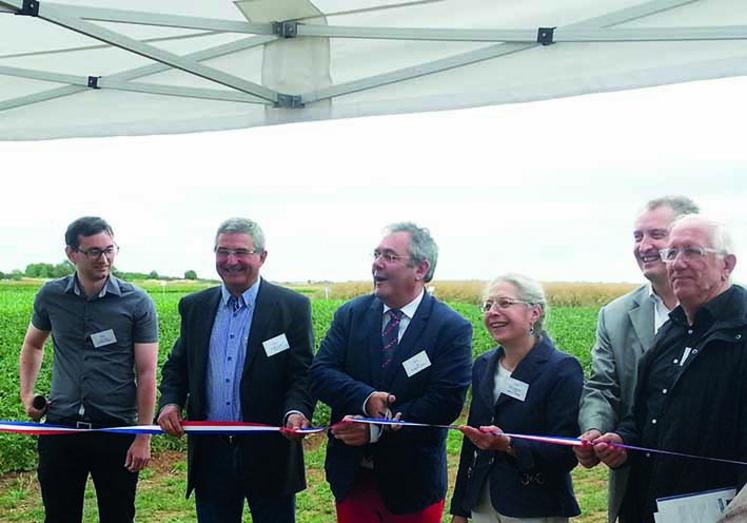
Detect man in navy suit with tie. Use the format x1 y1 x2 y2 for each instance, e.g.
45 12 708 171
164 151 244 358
310 222 473 523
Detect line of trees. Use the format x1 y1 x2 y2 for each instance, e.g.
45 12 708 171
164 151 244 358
0 263 199 281
24 261 75 278
112 269 199 281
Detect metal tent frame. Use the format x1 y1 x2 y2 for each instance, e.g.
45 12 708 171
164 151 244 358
1 0 746 114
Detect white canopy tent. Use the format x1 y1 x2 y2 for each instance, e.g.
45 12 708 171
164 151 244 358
1 0 746 140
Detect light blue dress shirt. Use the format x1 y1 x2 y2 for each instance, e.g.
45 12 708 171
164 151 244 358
205 280 260 421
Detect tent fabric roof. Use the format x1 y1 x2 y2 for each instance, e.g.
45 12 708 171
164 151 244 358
0 0 746 140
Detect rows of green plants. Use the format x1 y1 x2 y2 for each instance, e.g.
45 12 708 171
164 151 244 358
0 285 598 475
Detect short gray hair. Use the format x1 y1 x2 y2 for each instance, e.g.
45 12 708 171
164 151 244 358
644 195 699 219
215 217 266 251
670 214 734 255
484 273 548 332
385 222 438 282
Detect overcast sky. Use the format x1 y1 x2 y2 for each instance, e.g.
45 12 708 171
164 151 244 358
1 75 745 284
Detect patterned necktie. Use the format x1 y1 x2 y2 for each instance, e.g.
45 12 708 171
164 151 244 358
382 309 404 368
229 296 242 313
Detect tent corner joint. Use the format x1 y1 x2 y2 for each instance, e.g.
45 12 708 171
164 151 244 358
18 0 38 17
275 94 304 108
273 20 299 39
537 27 555 45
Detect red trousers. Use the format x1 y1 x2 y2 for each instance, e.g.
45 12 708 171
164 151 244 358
335 469 445 523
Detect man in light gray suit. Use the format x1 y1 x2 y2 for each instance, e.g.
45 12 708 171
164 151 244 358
574 195 698 522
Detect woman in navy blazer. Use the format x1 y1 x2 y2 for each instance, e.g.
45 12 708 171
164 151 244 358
451 274 583 522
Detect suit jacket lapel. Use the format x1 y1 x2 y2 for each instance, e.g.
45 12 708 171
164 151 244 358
477 348 501 412
384 293 433 388
629 288 656 354
244 280 275 375
495 337 551 410
195 288 221 417
368 298 386 387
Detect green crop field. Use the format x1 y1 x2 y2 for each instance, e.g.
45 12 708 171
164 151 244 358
0 282 608 522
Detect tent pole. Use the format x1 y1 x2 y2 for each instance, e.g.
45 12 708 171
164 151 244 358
302 0 707 103
304 43 535 103
42 3 273 35
296 22 747 43
97 80 270 104
0 35 276 112
0 65 268 104
11 1 280 103
0 65 85 85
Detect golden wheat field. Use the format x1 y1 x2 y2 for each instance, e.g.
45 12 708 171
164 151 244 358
316 280 638 307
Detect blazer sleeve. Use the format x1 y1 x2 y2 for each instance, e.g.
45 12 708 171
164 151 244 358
615 347 654 449
511 356 584 473
579 305 621 434
282 295 315 419
450 359 484 518
738 339 747 488
394 317 473 426
158 297 190 411
309 303 376 416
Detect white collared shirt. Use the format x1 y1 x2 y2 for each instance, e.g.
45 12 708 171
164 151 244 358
649 284 674 333
362 289 426 447
493 361 512 403
382 288 425 342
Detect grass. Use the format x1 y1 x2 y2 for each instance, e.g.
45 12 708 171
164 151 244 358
0 280 610 522
0 429 610 523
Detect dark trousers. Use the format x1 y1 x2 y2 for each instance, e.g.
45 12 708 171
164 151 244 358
194 437 295 523
37 432 138 523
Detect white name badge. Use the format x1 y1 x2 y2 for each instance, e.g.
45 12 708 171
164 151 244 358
402 350 431 378
90 329 117 348
263 333 290 357
680 346 692 366
503 377 529 402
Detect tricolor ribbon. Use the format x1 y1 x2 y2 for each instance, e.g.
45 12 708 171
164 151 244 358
349 418 747 467
3 417 746 467
0 420 326 436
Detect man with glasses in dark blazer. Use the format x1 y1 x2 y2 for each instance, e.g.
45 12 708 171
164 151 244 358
311 222 473 523
158 217 314 523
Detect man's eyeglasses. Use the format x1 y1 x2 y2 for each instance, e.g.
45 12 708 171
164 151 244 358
372 250 410 264
658 246 725 264
215 248 259 258
75 245 119 260
481 298 531 312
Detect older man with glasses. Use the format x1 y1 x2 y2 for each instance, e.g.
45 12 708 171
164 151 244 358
575 195 699 522
592 214 746 523
158 217 314 523
19 216 159 523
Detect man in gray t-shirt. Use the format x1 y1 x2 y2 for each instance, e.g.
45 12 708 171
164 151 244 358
18 216 158 523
